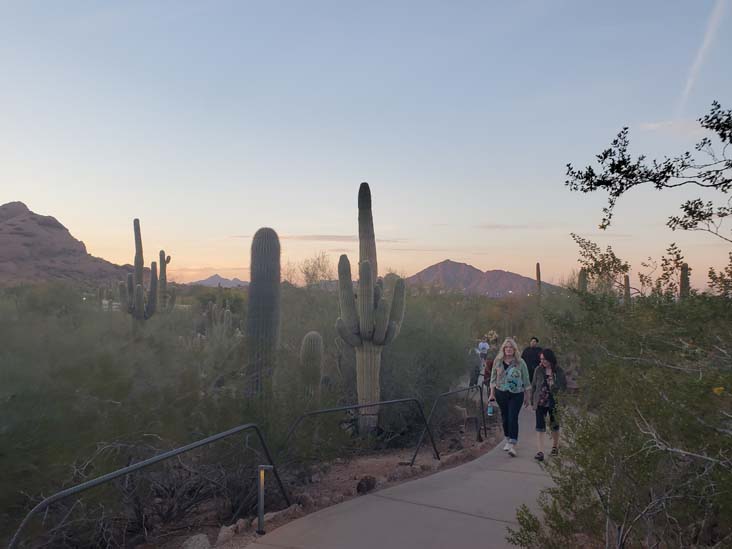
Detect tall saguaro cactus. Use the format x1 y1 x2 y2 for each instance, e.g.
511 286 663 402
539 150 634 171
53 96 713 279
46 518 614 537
680 263 690 299
336 183 407 432
124 219 158 321
158 250 175 312
247 227 281 396
624 274 631 309
536 262 542 301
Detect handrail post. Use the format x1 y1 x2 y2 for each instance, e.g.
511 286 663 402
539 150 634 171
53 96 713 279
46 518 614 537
478 383 488 439
412 399 440 463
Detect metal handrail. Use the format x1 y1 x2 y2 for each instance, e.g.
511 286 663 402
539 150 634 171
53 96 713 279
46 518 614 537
9 423 288 549
281 398 441 465
409 384 487 467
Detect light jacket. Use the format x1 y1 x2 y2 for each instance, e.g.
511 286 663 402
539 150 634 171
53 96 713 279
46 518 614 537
489 356 531 393
530 365 567 408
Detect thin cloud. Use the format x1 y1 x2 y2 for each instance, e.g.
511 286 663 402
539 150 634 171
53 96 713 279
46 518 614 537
281 234 405 243
578 232 634 239
676 0 726 117
639 119 705 138
475 223 531 230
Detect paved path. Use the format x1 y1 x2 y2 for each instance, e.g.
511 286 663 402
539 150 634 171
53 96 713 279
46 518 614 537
246 410 551 549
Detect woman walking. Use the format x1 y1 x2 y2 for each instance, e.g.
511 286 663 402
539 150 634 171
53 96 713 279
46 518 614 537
488 337 531 457
531 348 566 461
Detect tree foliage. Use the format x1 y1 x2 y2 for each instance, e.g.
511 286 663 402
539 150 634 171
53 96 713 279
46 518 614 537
566 101 732 242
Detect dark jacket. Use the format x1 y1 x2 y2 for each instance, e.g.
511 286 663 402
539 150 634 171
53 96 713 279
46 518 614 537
531 365 567 408
521 346 543 381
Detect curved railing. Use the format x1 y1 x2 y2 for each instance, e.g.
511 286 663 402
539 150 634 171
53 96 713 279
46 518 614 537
8 423 288 549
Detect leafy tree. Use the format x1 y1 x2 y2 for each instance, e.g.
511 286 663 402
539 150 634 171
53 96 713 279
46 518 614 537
566 101 732 243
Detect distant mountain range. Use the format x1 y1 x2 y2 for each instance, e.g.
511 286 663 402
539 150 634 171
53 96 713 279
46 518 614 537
188 274 248 288
406 259 556 297
0 202 553 297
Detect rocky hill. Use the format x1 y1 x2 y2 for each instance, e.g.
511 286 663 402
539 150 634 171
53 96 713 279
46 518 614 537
0 201 132 286
406 259 557 297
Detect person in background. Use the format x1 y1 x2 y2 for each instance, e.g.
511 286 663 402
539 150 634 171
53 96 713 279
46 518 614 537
531 348 566 461
521 337 543 382
489 337 531 457
478 336 490 367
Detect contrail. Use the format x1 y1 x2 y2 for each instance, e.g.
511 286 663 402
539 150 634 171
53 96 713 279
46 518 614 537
676 0 727 118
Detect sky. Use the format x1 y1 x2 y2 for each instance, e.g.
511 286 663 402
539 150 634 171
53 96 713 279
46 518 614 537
1 1 731 286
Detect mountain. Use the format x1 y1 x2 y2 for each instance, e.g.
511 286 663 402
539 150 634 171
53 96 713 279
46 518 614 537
406 259 557 297
0 201 133 286
189 274 248 288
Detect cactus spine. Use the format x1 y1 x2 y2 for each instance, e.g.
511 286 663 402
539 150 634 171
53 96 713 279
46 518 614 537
246 227 281 396
124 219 158 321
578 268 588 293
336 183 406 432
300 331 323 399
680 263 690 299
624 274 631 308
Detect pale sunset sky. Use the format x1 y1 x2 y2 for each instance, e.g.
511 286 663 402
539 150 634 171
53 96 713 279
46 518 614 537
2 1 731 285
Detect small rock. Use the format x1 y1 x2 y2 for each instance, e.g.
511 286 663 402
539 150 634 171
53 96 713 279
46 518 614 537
420 464 432 472
294 493 315 510
318 496 331 507
216 525 236 545
343 488 354 497
356 475 377 494
181 534 211 549
310 472 321 483
234 518 248 534
331 493 344 504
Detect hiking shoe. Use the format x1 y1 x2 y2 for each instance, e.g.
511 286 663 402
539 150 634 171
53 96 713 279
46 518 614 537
534 451 544 462
551 447 559 456
507 445 517 457
502 441 511 451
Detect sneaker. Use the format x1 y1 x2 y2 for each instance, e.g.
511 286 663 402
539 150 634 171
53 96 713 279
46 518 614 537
534 451 544 462
551 446 559 456
507 445 517 457
502 440 511 451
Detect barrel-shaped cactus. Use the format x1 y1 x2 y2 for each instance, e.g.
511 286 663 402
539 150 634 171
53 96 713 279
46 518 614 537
247 227 281 395
336 183 406 432
680 263 690 299
300 331 323 399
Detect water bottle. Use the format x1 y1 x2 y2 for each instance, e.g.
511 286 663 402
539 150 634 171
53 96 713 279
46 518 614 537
486 400 495 417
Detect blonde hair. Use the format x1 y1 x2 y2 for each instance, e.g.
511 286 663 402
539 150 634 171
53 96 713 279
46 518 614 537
494 337 520 365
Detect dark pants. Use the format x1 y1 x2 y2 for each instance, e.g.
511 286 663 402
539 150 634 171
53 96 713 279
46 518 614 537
495 389 523 443
535 406 559 432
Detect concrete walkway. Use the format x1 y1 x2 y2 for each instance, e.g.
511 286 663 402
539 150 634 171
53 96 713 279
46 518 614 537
246 410 552 549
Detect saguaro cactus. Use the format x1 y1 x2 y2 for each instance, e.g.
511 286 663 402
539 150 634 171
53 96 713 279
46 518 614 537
124 219 158 321
680 263 690 299
536 262 542 301
300 331 323 399
158 250 174 312
336 183 407 432
246 227 281 396
624 274 631 308
578 268 588 293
